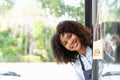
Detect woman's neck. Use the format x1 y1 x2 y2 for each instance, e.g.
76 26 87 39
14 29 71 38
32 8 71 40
78 45 86 56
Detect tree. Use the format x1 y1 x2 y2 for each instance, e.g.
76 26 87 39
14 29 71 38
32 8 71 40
37 0 84 23
0 0 15 30
0 0 15 15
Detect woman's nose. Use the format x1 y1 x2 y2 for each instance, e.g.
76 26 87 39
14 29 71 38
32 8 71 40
68 39 74 48
68 39 72 44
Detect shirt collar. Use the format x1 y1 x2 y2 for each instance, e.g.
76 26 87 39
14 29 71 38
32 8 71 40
77 46 92 58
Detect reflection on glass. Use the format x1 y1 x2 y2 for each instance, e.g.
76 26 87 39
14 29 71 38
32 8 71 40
97 0 120 64
103 22 120 63
96 0 120 80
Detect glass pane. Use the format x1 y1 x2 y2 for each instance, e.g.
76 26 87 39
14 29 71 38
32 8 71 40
97 0 120 80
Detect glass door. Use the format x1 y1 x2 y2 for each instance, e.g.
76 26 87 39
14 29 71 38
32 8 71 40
93 0 120 80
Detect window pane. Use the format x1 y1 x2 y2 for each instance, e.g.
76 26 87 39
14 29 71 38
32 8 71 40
97 0 120 80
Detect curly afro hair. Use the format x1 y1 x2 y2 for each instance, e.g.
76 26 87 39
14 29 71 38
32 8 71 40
51 20 92 64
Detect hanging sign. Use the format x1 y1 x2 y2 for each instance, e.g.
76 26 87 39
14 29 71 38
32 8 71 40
93 39 104 59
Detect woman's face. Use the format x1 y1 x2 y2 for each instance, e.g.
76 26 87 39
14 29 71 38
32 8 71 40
59 32 82 52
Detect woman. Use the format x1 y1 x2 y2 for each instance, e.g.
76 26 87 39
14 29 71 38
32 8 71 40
51 20 92 80
111 34 120 63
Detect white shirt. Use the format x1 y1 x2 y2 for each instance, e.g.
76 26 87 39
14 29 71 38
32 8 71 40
73 46 92 80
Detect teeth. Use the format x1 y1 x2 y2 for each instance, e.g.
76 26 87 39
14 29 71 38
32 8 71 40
74 41 77 47
71 40 77 48
73 40 77 48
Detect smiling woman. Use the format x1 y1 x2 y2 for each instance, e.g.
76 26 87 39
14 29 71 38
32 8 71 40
59 32 82 52
51 20 92 80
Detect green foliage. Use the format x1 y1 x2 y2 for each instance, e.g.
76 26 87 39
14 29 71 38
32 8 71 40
0 19 56 62
4 0 15 9
99 0 120 21
0 28 21 62
21 54 43 62
34 20 55 61
37 0 84 23
0 0 15 15
34 20 45 49
103 22 119 34
43 27 55 61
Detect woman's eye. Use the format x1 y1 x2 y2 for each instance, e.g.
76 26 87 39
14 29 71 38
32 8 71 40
67 33 72 38
63 41 67 46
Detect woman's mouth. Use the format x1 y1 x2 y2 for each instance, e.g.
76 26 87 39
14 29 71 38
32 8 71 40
71 39 78 48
